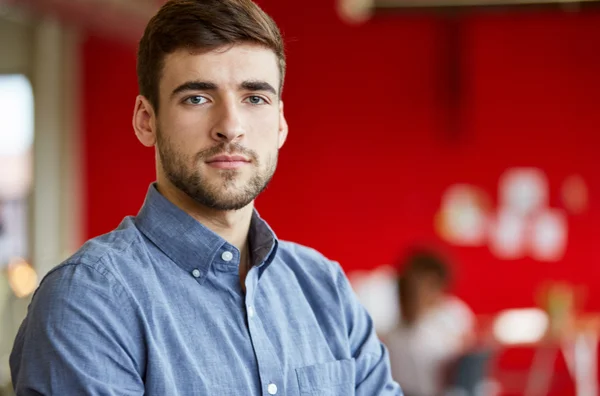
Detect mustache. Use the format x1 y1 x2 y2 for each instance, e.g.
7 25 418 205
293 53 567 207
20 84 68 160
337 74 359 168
195 143 258 162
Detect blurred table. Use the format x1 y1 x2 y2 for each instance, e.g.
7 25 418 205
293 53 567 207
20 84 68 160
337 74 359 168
478 312 600 396
559 314 600 396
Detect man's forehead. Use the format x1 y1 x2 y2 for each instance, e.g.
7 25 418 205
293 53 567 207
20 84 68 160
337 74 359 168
161 45 279 89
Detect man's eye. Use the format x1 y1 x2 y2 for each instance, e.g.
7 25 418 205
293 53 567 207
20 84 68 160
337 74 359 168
184 96 208 105
246 96 266 105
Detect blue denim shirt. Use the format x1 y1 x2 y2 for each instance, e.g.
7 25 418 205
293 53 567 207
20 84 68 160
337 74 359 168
10 184 402 396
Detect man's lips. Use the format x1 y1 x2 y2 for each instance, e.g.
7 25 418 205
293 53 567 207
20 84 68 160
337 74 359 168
206 155 250 163
205 155 251 169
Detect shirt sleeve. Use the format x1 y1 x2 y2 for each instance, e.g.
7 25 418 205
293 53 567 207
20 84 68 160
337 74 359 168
334 262 403 396
9 261 145 395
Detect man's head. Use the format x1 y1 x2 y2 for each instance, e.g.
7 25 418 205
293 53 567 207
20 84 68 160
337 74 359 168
133 0 287 211
397 249 452 325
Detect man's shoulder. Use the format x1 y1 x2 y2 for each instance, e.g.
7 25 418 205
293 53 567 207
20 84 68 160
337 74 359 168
439 296 476 326
274 240 347 291
277 240 341 272
45 216 143 284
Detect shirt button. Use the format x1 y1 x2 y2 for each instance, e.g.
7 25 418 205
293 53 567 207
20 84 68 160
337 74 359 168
248 306 255 318
192 269 201 278
221 251 233 262
267 383 277 395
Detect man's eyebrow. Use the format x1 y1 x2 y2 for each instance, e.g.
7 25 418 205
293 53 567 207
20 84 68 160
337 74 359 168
171 81 218 97
240 80 277 95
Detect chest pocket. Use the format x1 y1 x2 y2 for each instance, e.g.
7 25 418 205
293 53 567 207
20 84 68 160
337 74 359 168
295 358 355 396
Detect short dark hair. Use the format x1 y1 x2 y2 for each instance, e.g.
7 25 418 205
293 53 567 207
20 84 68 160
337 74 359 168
399 248 451 287
397 248 453 326
137 0 286 112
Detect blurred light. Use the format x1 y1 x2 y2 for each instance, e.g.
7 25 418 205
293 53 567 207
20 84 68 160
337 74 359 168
337 0 374 23
7 257 38 298
499 168 548 217
488 208 527 259
530 209 568 262
493 308 549 345
438 167 572 261
436 184 490 246
0 74 34 156
0 74 34 199
562 174 589 215
349 266 399 334
473 379 502 396
0 152 33 200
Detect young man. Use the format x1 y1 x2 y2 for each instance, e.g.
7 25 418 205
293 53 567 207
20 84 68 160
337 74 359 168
10 1 402 395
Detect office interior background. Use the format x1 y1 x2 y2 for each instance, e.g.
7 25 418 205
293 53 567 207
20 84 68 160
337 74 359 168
0 0 599 394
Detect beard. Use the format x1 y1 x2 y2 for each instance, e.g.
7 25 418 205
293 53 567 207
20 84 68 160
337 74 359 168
156 129 277 211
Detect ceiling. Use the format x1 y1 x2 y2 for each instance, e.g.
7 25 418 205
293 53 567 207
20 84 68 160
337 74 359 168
0 0 160 40
374 0 600 6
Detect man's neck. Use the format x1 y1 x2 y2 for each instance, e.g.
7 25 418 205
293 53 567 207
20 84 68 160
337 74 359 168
155 180 253 256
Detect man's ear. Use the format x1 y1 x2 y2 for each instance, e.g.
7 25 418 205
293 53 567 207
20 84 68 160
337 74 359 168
133 95 157 147
277 101 288 149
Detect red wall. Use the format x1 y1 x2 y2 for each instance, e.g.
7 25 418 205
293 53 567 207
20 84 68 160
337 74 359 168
82 0 600 315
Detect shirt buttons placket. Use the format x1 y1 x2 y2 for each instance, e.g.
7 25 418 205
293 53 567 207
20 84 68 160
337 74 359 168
267 383 278 395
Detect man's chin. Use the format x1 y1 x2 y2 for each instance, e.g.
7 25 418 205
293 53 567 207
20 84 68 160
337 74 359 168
205 198 254 211
198 187 256 210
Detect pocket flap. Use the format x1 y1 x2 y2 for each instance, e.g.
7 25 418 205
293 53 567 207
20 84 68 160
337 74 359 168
296 358 355 391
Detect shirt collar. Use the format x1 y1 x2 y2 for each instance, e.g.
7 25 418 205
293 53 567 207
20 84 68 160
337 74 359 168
134 184 278 278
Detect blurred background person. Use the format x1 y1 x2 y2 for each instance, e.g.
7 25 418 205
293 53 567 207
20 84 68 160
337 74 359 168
385 248 476 396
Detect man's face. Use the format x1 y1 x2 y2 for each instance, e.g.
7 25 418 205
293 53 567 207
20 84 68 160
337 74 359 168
415 274 445 309
154 43 287 210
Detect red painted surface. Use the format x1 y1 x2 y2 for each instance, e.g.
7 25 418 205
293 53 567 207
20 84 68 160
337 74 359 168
82 1 600 314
